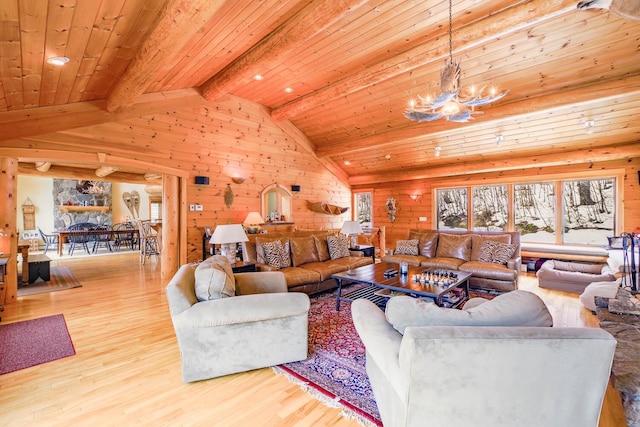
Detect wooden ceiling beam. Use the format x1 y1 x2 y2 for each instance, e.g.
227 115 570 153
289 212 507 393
18 163 160 185
199 0 369 101
0 148 188 178
0 89 205 142
348 143 640 185
105 0 226 113
316 74 640 158
271 0 578 121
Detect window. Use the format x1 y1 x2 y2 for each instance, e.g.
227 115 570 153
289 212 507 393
562 179 615 245
354 191 373 228
436 177 616 246
514 182 556 243
472 185 507 231
437 188 467 230
149 196 162 221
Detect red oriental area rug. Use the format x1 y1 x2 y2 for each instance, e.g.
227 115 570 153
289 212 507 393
0 314 76 375
275 287 382 427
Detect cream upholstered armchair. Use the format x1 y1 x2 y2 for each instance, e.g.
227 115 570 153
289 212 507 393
351 291 617 427
165 256 310 382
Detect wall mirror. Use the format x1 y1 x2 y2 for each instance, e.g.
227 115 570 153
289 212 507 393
261 184 292 222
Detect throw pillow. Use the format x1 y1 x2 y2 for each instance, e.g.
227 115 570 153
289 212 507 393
470 234 511 261
262 240 290 269
478 241 517 264
194 255 236 301
327 235 350 260
385 290 553 334
435 233 472 260
313 234 332 262
256 237 291 266
290 236 320 266
395 239 419 255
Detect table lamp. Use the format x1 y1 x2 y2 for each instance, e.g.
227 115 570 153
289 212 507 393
209 224 249 264
243 212 265 234
340 221 363 248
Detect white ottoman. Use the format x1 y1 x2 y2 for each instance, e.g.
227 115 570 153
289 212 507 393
579 279 621 312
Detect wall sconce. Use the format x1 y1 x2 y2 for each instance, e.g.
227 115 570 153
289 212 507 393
408 194 421 201
231 177 245 184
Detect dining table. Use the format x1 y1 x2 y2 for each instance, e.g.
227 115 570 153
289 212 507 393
56 228 139 257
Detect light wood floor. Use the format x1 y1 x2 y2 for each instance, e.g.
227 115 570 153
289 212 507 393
0 254 628 427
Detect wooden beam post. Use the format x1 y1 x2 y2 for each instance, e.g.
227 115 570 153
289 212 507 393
161 174 180 283
0 157 18 305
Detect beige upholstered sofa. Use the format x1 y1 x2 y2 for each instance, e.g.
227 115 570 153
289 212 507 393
536 259 616 294
352 292 616 427
241 230 373 294
165 256 310 382
382 229 521 292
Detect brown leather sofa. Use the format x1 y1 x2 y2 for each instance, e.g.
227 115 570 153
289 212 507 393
241 230 373 294
381 229 521 292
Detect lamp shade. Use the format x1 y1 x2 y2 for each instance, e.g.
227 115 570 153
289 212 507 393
209 224 249 245
340 221 363 235
243 212 265 225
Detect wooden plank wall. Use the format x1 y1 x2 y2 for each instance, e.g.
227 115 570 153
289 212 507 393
357 157 640 250
113 98 353 263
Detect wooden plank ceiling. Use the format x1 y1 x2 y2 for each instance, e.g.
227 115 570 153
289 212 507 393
0 0 638 184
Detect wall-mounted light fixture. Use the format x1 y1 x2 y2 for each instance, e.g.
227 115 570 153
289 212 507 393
408 194 421 201
231 177 245 184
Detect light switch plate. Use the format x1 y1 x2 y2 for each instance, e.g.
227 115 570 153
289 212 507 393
189 204 195 211
419 216 427 222
195 204 203 211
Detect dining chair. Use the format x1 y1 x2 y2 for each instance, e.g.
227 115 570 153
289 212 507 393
137 220 160 264
113 222 137 251
66 223 94 256
37 226 59 255
91 224 113 253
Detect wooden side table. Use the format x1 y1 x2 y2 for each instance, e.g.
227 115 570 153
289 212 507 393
350 244 375 263
232 262 256 273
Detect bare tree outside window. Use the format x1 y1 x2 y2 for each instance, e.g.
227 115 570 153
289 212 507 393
472 185 508 231
437 188 467 230
515 183 556 243
354 192 372 228
562 179 615 245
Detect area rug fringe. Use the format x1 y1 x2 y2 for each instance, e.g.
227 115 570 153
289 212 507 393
273 366 379 427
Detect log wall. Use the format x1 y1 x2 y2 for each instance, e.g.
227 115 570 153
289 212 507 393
356 157 640 250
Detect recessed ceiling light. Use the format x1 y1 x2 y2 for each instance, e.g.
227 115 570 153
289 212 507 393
284 87 294 93
344 160 351 166
385 154 391 160
47 56 70 66
253 74 264 81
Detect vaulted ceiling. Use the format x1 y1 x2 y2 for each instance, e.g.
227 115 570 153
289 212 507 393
1 0 639 185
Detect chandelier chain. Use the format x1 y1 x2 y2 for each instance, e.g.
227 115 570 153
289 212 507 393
448 0 453 63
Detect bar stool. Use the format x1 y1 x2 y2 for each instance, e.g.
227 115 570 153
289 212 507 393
137 221 160 264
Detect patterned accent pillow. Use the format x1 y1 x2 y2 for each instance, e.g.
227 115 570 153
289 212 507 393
395 239 419 255
262 240 290 269
478 241 517 265
327 235 350 260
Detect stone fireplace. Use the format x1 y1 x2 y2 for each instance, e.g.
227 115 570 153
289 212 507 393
53 179 112 230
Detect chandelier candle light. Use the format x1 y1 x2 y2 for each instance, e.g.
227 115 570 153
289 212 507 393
404 0 508 123
209 224 249 264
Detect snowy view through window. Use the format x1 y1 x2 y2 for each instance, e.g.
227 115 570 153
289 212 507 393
437 178 615 246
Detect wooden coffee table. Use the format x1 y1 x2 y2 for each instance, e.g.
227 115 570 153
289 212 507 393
332 262 470 311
